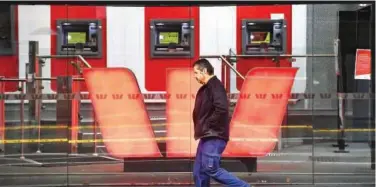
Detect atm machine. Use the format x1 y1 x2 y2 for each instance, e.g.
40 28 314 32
56 19 102 57
145 17 197 91
150 19 194 58
241 19 287 55
236 18 290 90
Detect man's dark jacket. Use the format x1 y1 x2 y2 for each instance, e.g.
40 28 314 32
193 76 230 141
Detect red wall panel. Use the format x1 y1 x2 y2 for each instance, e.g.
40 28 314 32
50 6 107 92
0 6 19 92
144 6 200 92
236 5 292 90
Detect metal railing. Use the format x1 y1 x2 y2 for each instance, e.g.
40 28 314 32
201 52 337 104
0 77 85 82
201 53 337 58
37 55 92 68
201 53 338 81
219 55 245 80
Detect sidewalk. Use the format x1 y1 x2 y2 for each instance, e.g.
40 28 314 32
0 142 373 186
257 142 373 173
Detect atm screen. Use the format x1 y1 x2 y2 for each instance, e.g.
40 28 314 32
159 32 179 44
250 32 270 44
67 32 87 44
242 20 285 54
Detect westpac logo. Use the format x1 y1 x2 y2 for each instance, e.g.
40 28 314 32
0 93 373 100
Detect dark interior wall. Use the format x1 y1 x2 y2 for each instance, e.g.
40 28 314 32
338 5 372 93
338 4 374 142
338 10 357 93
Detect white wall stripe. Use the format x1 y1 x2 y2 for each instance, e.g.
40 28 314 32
106 6 146 92
292 5 307 93
199 6 237 83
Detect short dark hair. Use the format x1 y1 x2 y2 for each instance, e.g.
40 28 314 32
193 58 214 75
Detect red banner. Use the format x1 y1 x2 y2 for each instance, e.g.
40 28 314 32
83 68 162 158
355 49 371 80
165 68 201 157
223 67 298 157
83 67 297 159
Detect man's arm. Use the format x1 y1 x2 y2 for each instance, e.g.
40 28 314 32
206 84 229 126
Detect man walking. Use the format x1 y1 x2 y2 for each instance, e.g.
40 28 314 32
192 58 250 187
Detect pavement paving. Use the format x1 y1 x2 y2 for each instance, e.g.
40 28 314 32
0 142 374 186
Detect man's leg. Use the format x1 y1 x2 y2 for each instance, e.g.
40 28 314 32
193 139 211 187
201 138 250 187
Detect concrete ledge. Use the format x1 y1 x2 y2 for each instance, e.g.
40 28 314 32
123 157 257 173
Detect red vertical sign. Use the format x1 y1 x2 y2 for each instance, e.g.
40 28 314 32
355 49 371 80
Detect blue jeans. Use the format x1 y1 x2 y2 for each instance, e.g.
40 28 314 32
193 137 251 187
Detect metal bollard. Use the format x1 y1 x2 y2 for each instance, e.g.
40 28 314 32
27 41 43 153
71 77 81 154
56 76 81 154
92 111 98 156
20 82 25 158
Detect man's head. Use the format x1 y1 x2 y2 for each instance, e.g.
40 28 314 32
193 58 214 84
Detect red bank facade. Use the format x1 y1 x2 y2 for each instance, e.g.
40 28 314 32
0 4 307 172
1 5 306 94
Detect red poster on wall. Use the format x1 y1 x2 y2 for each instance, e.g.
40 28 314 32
355 49 371 80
